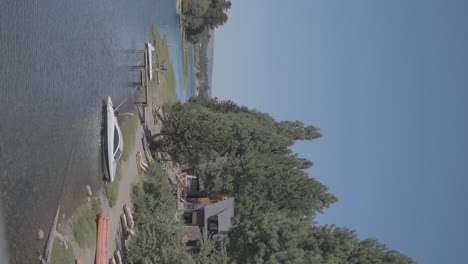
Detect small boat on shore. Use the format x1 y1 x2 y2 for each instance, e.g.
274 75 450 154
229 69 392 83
96 213 109 264
102 96 124 182
123 204 134 229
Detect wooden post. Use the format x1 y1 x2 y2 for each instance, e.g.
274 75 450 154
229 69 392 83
130 66 145 71
128 49 146 53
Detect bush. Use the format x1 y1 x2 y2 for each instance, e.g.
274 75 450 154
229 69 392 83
127 162 192 264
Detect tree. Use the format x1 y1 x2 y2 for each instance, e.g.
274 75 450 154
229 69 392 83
223 152 337 221
227 215 416 264
182 0 232 43
156 99 336 219
193 237 232 264
155 98 415 263
153 102 235 164
227 212 313 264
127 163 192 264
278 120 322 140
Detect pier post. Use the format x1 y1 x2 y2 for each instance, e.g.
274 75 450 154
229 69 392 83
130 66 146 71
128 49 146 53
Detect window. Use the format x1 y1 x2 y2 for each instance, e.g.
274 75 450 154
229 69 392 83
184 212 198 225
114 148 122 161
208 216 218 233
113 126 120 154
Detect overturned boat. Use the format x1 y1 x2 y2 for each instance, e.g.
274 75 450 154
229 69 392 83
102 96 124 182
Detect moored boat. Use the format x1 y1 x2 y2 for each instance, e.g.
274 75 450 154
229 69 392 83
102 97 124 182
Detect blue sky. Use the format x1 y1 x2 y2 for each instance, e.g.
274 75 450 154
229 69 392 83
212 1 468 263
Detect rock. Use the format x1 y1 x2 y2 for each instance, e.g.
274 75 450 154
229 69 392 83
55 231 65 242
37 229 44 240
85 185 92 196
87 197 91 202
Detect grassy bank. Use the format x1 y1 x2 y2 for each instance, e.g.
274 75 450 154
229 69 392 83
105 160 123 207
118 108 139 161
51 238 75 264
72 198 102 248
104 107 138 207
182 30 190 87
147 24 177 104
194 43 200 67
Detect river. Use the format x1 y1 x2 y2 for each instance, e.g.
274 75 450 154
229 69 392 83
0 0 194 262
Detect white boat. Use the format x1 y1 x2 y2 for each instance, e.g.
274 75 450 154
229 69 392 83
103 96 124 182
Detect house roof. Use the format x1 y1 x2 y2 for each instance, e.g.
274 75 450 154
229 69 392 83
202 197 235 236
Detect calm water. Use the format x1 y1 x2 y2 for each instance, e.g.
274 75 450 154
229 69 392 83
0 0 194 262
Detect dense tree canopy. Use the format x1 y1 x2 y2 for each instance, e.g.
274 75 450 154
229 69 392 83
128 163 231 264
182 0 231 43
152 98 415 264
228 213 416 264
127 163 191 264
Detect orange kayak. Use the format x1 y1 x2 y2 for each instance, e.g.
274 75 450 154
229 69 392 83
76 259 84 264
95 213 109 264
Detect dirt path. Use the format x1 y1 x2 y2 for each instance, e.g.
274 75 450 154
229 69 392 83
103 122 144 257
64 122 148 263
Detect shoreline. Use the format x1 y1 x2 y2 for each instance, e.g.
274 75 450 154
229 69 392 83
53 87 166 264
48 23 175 263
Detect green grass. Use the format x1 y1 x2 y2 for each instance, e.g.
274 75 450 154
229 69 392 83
194 44 200 67
105 160 123 207
147 23 177 104
118 107 139 162
73 198 102 248
51 238 75 264
51 239 75 263
182 30 190 87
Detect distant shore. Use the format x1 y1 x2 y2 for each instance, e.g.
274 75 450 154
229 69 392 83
175 0 182 28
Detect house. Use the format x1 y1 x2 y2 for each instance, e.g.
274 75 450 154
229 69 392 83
182 197 235 252
180 156 229 198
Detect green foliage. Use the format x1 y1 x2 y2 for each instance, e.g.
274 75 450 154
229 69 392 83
228 212 315 264
156 102 235 164
127 162 192 264
194 31 211 99
51 238 75 264
182 29 191 87
73 198 102 248
156 98 415 263
148 24 177 104
228 214 416 264
193 237 232 264
182 0 231 43
194 44 200 67
227 152 337 220
157 98 334 220
118 107 139 161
